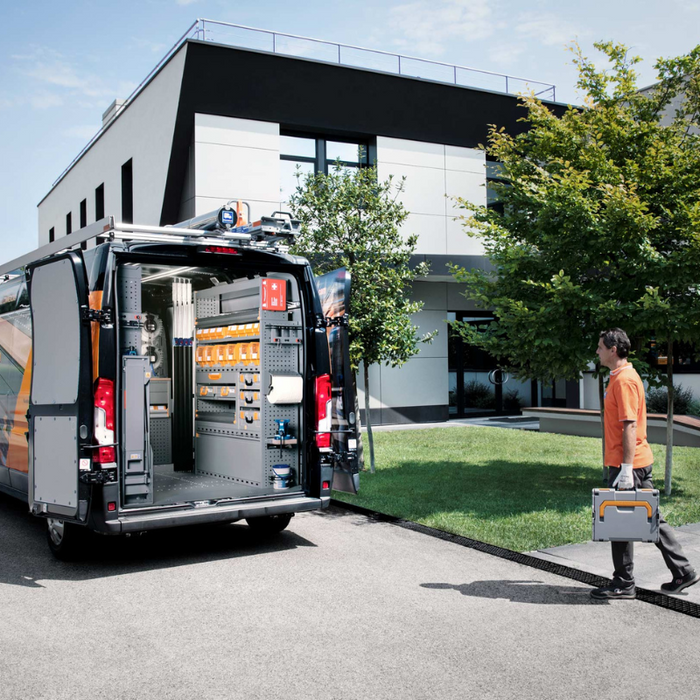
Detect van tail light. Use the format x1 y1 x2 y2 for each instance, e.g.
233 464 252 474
315 374 332 449
94 378 116 463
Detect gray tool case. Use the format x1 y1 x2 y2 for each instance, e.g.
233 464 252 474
592 488 660 543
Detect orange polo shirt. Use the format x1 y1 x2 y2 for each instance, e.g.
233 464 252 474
603 363 654 468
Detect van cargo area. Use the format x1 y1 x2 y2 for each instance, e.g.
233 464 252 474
117 261 306 509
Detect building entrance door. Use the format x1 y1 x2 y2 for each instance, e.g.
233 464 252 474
448 312 534 418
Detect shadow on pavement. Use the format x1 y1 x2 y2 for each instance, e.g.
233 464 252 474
421 580 601 605
0 492 317 588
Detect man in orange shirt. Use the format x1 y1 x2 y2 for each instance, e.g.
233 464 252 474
591 328 699 599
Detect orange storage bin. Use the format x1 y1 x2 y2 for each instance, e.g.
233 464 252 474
238 342 250 365
249 342 260 366
196 345 206 366
224 343 239 365
203 345 217 366
215 345 226 365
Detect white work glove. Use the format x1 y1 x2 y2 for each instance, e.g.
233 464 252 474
613 463 635 490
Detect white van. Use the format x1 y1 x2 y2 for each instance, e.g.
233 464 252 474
0 208 360 558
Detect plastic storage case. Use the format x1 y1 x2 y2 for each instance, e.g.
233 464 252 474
592 488 660 543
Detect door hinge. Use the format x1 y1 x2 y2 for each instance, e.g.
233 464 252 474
81 306 113 325
79 468 118 485
325 313 349 328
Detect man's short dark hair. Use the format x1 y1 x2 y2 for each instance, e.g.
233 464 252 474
599 328 631 358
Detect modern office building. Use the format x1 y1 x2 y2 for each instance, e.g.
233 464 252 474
37 21 583 425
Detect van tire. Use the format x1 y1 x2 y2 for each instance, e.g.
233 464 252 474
245 513 293 534
46 519 91 561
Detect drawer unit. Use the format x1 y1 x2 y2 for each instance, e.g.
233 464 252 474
239 371 261 389
198 384 236 399
239 408 261 433
592 488 660 543
239 389 261 406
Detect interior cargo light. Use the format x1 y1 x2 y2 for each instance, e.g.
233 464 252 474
315 374 332 449
203 245 239 255
94 378 116 463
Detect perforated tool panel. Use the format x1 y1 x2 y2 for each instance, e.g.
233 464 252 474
192 275 305 493
150 416 172 465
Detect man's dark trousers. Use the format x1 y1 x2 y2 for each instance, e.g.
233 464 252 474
608 465 693 587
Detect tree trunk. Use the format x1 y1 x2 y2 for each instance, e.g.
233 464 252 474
363 362 376 474
598 371 607 483
665 340 674 497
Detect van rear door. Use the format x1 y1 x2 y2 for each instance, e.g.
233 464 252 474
315 268 360 494
26 253 93 520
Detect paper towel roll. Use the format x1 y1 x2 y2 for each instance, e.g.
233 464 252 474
267 373 303 404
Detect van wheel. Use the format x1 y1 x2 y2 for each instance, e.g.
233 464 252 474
245 513 293 534
46 518 90 561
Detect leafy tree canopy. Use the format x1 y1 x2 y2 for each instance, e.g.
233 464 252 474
452 41 700 386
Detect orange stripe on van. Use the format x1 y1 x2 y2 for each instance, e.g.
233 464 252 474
89 291 103 382
6 349 31 473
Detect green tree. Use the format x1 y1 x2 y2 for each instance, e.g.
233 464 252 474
452 41 700 494
289 163 435 473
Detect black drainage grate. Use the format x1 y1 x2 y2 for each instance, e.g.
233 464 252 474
331 499 700 619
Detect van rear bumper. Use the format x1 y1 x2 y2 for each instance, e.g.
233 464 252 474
101 495 325 534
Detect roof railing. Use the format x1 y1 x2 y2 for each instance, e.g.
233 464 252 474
51 18 556 190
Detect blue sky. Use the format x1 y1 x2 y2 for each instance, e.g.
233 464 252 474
1 0 699 265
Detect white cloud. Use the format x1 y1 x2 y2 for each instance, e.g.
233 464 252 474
11 46 137 111
384 0 496 56
515 13 583 48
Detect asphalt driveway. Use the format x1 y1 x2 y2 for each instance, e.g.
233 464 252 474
1 493 698 700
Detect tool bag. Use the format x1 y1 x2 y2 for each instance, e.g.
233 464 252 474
592 488 660 543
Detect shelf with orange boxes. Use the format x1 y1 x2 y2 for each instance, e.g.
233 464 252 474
195 341 261 368
195 321 260 344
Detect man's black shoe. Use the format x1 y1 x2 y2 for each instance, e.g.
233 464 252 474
590 583 636 600
660 570 700 594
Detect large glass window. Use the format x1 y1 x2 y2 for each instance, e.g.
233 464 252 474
448 311 536 417
280 133 370 205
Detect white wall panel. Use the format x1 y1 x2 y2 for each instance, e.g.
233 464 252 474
38 45 188 245
376 136 445 169
409 309 448 359
445 169 485 217
377 162 446 217
445 145 485 174
195 114 279 150
446 216 486 256
404 213 446 254
380 357 449 408
195 142 281 203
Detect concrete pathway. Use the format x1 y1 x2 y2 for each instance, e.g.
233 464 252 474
372 415 540 432
528 522 700 602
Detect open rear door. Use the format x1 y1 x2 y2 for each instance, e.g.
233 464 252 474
27 253 93 520
315 268 360 494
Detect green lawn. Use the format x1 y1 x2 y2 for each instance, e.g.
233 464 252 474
333 426 700 552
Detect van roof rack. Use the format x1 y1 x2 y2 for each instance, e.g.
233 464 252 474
0 206 301 278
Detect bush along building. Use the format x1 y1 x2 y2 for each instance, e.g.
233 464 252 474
37 20 582 425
